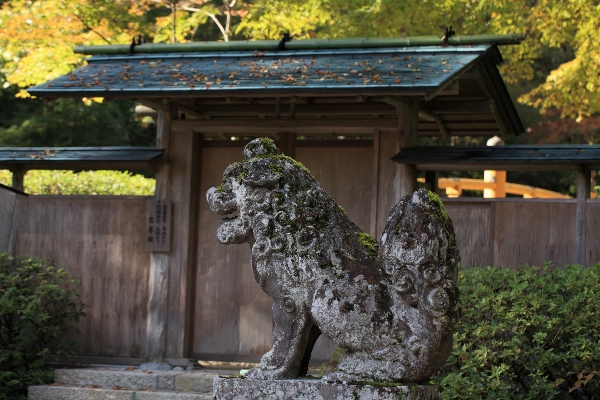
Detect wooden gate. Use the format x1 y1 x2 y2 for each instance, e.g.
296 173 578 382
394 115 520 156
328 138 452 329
191 142 376 363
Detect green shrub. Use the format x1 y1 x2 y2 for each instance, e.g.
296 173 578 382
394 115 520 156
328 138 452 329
0 253 85 400
437 264 600 399
0 169 154 195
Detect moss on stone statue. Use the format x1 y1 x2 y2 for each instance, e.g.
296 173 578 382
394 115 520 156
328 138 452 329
258 137 278 155
237 171 247 184
357 232 379 258
269 164 283 175
426 191 449 223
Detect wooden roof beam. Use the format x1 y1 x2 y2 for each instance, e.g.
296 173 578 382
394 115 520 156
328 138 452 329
384 96 449 140
171 118 398 135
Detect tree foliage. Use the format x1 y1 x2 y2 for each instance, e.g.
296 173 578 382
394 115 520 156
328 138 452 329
1 0 599 118
0 0 142 94
0 0 249 93
238 0 600 120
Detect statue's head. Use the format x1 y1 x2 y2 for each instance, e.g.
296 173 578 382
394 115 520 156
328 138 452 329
207 138 323 247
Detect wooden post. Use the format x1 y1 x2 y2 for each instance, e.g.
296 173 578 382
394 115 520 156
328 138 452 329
375 98 419 236
369 130 380 238
145 102 175 362
575 165 590 266
0 186 21 254
425 171 439 194
279 132 296 158
11 169 25 193
145 100 201 364
484 136 506 198
165 130 201 360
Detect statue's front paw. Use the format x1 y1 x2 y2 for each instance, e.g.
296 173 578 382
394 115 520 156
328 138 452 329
244 367 296 380
244 367 269 380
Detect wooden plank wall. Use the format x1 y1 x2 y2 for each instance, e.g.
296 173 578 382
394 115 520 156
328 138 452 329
492 200 576 268
444 199 493 267
14 197 150 358
445 198 600 268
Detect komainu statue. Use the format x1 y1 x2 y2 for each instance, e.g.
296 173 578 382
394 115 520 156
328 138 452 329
207 138 460 383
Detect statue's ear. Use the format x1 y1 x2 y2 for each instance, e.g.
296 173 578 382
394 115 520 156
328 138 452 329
243 163 281 188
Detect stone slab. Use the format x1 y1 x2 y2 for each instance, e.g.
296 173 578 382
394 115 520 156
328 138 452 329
54 368 221 392
213 377 441 400
28 385 212 400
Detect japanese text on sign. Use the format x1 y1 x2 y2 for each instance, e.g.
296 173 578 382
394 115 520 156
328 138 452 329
146 199 171 252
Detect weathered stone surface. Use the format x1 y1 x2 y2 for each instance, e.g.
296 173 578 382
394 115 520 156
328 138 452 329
213 377 441 400
140 361 174 371
52 368 220 392
207 138 460 383
28 385 212 400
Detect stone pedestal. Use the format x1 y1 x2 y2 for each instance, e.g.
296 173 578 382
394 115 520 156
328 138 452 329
213 377 441 400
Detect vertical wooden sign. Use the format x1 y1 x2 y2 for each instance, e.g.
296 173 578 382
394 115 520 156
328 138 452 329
146 199 172 252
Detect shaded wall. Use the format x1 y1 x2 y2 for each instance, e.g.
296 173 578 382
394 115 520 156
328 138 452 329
14 197 150 358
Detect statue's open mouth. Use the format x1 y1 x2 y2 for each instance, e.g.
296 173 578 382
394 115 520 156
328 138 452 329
221 212 239 224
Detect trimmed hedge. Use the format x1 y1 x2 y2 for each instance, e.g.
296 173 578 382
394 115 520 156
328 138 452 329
0 254 85 400
437 264 600 399
0 169 154 195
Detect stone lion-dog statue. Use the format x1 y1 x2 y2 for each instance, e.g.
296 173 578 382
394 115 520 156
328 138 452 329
207 138 460 383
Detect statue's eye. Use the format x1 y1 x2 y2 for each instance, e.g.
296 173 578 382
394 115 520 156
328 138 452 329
423 267 441 284
395 272 413 293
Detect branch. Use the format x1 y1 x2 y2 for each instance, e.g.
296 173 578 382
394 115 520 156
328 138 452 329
224 0 236 39
205 11 228 41
72 14 111 45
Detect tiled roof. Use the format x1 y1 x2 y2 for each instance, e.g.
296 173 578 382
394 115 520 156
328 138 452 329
393 145 600 171
28 46 489 98
0 147 164 170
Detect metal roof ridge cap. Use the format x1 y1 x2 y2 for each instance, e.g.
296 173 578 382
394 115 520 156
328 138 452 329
84 45 491 62
74 34 523 55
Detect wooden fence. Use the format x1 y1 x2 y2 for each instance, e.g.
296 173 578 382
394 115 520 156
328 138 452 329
445 198 600 268
13 196 151 359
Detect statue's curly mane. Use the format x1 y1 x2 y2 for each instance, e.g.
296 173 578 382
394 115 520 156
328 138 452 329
217 151 376 285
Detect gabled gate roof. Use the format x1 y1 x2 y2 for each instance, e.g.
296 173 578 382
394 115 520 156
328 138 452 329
27 35 525 138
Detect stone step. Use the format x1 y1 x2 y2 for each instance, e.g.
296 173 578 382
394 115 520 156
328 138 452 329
53 368 224 392
28 385 212 400
28 367 235 400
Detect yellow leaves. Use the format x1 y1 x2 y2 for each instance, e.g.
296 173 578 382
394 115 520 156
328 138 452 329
518 33 600 120
81 97 103 106
0 0 142 88
15 89 30 98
